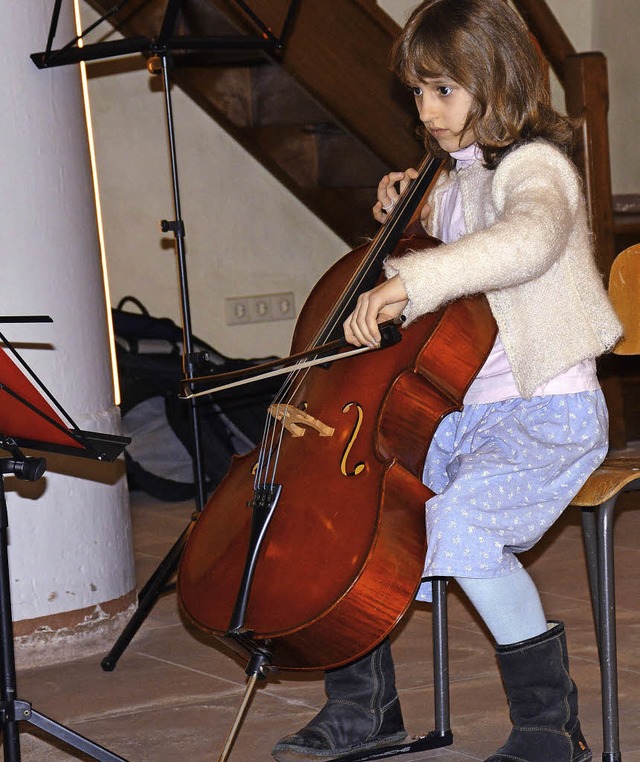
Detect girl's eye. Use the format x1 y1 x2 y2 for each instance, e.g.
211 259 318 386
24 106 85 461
411 86 423 97
438 85 453 96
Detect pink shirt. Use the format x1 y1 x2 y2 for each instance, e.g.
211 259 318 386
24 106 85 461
439 145 599 404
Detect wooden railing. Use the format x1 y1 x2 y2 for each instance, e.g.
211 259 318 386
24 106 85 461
513 0 616 278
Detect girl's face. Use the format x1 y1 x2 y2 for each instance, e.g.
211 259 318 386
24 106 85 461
412 77 475 153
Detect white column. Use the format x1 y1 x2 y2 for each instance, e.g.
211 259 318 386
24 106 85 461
0 3 135 663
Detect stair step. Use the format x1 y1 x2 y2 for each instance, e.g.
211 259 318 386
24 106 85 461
302 187 382 245
248 125 319 188
250 65 332 127
84 0 421 244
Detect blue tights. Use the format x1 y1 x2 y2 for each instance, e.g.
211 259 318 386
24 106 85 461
455 567 548 645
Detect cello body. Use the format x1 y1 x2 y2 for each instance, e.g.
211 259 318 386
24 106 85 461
177 233 497 671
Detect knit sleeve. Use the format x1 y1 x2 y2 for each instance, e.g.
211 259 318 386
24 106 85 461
384 143 583 324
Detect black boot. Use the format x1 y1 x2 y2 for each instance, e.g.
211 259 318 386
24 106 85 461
560 624 592 762
271 639 407 761
486 621 592 762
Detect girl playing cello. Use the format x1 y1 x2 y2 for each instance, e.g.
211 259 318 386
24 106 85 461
272 1 622 760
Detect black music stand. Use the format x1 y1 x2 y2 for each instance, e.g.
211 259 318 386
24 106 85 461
0 320 130 761
31 0 301 673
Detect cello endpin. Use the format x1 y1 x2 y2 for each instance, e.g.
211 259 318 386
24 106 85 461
216 650 272 762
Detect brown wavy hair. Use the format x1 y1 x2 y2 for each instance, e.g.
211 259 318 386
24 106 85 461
392 0 577 169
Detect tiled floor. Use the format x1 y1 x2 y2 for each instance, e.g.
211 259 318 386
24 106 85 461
7 474 640 761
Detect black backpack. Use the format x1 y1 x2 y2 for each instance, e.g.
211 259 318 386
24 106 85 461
112 296 281 501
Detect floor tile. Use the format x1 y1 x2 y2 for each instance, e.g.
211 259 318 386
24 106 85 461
7 479 640 761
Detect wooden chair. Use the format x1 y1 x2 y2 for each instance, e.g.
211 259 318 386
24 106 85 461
571 243 640 762
396 248 639 762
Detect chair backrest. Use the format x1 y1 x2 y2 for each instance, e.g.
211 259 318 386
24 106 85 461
608 243 640 356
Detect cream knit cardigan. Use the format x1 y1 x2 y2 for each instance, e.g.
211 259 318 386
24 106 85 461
384 140 623 399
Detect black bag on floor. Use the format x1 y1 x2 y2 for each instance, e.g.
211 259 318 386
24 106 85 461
112 296 280 501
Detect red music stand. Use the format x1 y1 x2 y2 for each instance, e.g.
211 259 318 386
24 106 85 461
0 319 130 761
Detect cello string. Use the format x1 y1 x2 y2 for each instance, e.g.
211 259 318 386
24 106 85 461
254 365 307 488
267 402 289 490
300 154 439 352
257 347 337 489
262 160 437 473
253 155 440 488
253 416 275 489
264 158 437 404
260 370 309 488
266 355 326 487
255 396 290 488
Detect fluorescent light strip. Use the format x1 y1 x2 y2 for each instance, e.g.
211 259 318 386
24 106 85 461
73 0 121 406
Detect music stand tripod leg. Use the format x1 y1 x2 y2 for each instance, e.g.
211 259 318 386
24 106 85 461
0 462 128 761
0 474 21 762
100 519 194 672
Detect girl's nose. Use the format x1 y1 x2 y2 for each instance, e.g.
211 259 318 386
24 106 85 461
417 96 435 125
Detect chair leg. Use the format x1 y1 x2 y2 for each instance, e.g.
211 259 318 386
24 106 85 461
582 507 601 641
431 577 451 739
597 496 621 762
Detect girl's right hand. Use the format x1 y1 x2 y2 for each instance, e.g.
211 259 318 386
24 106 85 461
372 169 430 227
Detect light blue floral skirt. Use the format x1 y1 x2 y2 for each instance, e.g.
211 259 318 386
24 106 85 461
415 390 609 602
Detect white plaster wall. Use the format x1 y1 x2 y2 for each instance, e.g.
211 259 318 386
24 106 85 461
591 0 640 194
546 0 593 50
378 0 417 24
545 0 639 193
1 4 134 625
84 14 345 361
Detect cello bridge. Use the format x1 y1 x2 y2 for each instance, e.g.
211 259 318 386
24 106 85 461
268 404 334 438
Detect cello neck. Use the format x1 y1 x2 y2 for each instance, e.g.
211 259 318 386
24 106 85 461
313 154 443 347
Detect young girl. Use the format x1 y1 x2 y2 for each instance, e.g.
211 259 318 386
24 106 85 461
272 1 623 761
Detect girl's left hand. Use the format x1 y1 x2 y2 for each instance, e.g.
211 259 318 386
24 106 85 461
343 275 408 347
373 169 432 231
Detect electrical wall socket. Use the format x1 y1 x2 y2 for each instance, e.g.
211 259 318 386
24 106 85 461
225 292 296 325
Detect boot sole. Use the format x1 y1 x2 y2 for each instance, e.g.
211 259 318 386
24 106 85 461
486 749 593 762
272 730 408 762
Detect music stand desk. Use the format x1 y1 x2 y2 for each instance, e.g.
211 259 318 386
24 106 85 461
0 324 130 761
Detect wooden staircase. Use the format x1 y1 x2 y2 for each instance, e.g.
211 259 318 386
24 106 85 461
84 0 637 256
85 0 425 246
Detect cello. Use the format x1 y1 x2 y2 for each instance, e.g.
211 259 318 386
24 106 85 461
177 153 496 752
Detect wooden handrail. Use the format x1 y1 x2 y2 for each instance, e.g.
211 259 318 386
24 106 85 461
511 0 575 85
565 53 616 278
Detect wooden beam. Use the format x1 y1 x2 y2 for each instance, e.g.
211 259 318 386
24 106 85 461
511 0 575 84
216 0 423 171
564 52 616 278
